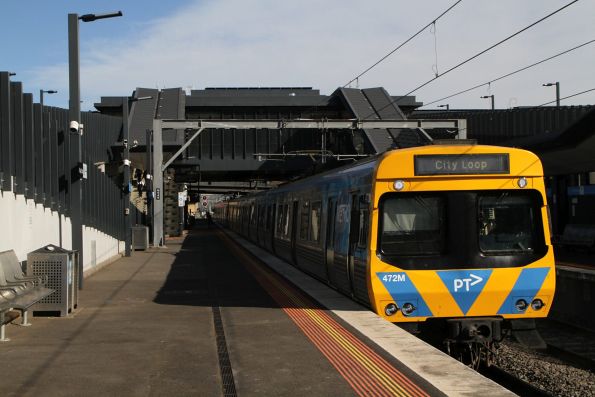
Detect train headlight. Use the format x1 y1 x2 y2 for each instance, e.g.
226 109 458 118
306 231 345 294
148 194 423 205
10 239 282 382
384 303 399 316
517 177 528 188
515 299 528 312
531 298 545 311
401 302 416 316
393 180 405 191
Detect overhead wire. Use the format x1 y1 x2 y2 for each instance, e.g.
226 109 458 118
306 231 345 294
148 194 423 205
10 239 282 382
361 0 580 119
538 87 595 107
299 0 464 122
420 38 595 108
342 0 463 89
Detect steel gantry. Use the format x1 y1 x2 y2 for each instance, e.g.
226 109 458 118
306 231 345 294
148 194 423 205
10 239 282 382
150 118 467 246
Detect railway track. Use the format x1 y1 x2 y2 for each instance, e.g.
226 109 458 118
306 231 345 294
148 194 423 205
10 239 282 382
482 314 595 395
479 365 553 397
538 318 595 372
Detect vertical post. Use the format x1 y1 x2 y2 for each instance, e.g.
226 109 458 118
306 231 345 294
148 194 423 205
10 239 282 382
68 13 84 289
152 119 164 247
146 129 153 244
555 82 560 107
0 72 12 191
123 97 131 256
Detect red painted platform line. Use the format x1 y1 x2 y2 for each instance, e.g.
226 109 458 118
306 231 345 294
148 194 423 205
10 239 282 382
219 231 431 397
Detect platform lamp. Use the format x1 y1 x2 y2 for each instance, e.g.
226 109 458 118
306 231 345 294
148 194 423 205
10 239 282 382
40 90 59 243
40 90 57 109
68 11 123 289
480 95 495 110
542 82 560 107
437 104 450 111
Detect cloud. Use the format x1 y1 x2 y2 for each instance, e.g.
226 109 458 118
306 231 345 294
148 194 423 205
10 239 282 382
27 0 595 110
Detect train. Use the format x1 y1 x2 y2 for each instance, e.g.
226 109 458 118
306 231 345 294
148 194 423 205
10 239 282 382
213 140 556 366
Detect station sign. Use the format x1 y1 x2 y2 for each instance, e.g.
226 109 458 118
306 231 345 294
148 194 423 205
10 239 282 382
414 154 510 176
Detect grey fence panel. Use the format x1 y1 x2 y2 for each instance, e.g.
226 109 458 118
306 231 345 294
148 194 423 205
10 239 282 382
49 107 59 211
57 108 66 213
33 103 43 203
11 82 25 195
42 108 51 206
23 93 35 200
0 72 13 191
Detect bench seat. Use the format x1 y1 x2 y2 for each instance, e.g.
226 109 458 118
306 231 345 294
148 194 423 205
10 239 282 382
0 250 54 341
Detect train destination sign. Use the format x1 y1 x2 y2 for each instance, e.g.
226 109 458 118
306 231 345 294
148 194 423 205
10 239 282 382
414 154 510 175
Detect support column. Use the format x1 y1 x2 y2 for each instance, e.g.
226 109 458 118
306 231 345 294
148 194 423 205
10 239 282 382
123 98 131 256
152 119 164 247
68 13 84 289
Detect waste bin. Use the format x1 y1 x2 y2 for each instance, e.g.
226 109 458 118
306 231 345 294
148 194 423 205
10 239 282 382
26 244 79 316
132 226 149 250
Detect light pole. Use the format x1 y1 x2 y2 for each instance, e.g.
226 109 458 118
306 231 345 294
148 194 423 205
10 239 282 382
40 90 57 109
481 95 495 110
438 104 450 111
40 90 59 243
542 82 560 107
68 11 122 288
39 89 56 203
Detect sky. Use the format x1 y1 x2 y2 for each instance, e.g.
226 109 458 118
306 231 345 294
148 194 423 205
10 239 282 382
1 0 594 111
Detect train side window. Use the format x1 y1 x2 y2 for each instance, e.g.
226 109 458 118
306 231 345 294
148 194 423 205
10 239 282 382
250 205 256 225
310 201 322 243
300 201 310 240
283 204 290 237
358 209 369 247
267 205 273 231
258 205 264 228
276 204 283 235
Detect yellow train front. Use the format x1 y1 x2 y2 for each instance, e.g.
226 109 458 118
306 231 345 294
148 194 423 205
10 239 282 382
369 143 555 360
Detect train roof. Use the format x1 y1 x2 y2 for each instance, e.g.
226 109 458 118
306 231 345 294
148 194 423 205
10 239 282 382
226 143 543 202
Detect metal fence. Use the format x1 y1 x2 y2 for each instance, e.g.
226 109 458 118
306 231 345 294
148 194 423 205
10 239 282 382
0 71 140 241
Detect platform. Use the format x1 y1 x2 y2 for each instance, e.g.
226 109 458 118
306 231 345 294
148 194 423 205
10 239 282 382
0 222 512 396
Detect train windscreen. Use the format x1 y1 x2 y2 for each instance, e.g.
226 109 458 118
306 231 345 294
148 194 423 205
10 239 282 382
380 195 445 256
478 193 539 254
378 190 547 270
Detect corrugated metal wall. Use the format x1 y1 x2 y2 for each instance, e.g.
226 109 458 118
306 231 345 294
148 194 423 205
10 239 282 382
412 106 594 144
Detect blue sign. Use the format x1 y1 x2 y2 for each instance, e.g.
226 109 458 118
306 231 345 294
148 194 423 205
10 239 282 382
377 272 433 317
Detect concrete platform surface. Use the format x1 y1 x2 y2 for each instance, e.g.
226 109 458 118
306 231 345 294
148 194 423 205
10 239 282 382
1 222 514 396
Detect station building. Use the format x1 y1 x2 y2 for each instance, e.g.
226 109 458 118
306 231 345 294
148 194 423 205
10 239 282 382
96 87 595 238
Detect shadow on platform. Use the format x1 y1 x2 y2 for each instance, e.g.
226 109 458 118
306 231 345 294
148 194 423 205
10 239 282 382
154 220 365 312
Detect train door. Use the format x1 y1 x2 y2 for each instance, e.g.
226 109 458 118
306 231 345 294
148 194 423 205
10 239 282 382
325 197 337 282
347 194 359 296
269 204 276 253
327 194 355 295
351 194 371 306
258 204 265 246
290 201 299 265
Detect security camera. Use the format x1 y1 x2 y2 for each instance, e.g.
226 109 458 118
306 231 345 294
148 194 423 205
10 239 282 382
69 121 79 133
123 139 128 148
70 121 84 135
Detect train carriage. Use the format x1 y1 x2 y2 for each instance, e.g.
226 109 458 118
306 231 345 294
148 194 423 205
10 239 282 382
214 141 556 364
